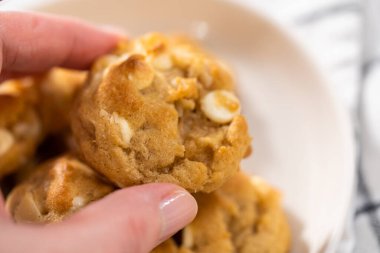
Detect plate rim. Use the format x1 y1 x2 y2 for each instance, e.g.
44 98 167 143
1 0 357 252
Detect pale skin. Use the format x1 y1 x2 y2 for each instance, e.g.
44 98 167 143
0 12 198 253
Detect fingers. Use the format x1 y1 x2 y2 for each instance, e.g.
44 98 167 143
0 191 6 219
50 184 197 253
0 184 197 253
0 11 124 75
0 71 32 83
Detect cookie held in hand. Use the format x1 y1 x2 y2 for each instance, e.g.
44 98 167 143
71 33 251 192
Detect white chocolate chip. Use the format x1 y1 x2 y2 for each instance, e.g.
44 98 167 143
111 112 133 145
71 196 85 209
100 110 133 146
201 90 241 124
152 54 173 70
0 128 15 156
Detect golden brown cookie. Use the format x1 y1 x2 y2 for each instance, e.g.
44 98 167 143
0 68 86 178
72 33 251 192
5 155 114 223
36 68 86 135
0 78 42 178
152 172 291 253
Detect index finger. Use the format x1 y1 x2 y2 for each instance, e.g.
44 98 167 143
0 11 123 75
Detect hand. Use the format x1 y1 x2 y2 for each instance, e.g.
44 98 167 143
0 184 197 253
0 11 121 81
0 12 198 253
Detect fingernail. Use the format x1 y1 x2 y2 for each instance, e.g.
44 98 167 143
99 25 129 38
159 190 197 242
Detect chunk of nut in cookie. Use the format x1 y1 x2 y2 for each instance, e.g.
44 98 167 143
0 128 15 156
167 77 199 102
201 90 241 124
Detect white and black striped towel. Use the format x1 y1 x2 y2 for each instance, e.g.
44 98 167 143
246 0 380 252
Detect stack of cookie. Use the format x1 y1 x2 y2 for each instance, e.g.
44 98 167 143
2 33 290 252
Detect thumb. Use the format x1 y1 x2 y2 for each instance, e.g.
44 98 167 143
51 183 197 253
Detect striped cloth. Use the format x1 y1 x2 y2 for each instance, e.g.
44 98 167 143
244 0 380 252
355 0 380 251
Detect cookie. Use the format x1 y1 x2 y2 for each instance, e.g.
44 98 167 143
152 172 291 253
36 68 86 135
71 33 251 192
0 69 86 178
5 155 114 223
0 78 42 178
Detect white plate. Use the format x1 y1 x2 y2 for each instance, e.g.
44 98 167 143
2 0 356 252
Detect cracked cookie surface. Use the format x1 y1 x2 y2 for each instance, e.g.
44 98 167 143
72 33 251 192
